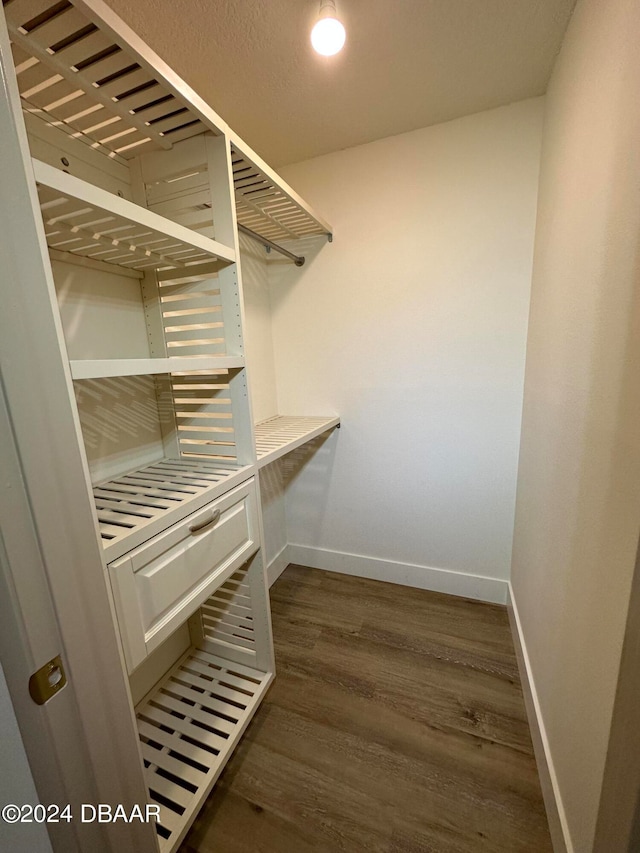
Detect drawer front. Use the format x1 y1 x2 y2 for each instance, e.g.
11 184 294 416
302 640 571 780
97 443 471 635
109 478 259 672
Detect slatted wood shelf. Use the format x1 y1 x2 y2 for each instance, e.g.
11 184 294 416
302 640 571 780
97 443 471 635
255 415 340 468
231 145 331 243
70 356 244 380
6 0 332 244
136 646 272 852
33 158 236 271
6 0 217 161
93 458 253 561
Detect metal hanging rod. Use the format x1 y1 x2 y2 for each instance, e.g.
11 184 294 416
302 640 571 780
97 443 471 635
237 223 306 266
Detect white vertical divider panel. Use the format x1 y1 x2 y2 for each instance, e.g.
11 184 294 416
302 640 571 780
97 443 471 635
204 136 236 247
139 264 182 461
245 551 276 674
205 137 273 673
130 159 165 354
190 552 275 676
0 13 157 853
206 134 257 468
152 374 182 460
185 136 275 668
123 158 180 463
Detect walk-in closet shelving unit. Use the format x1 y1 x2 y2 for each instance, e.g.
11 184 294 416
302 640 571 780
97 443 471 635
0 0 337 849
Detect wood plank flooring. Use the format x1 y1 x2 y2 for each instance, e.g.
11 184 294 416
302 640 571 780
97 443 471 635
180 565 552 853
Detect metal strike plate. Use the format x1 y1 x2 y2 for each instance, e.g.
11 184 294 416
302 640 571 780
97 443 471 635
29 655 67 705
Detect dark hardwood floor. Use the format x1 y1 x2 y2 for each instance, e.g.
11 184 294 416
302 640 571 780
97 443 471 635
180 565 552 853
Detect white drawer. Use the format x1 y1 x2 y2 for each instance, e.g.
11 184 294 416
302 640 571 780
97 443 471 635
108 478 259 673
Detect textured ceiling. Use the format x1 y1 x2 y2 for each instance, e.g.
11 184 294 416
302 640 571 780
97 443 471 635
101 0 576 167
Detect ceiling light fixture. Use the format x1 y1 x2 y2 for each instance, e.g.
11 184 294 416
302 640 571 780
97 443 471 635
311 0 346 56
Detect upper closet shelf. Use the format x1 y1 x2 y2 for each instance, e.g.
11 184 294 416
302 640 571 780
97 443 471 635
231 145 331 244
6 0 332 243
33 158 235 271
70 356 244 380
6 0 216 159
255 415 340 468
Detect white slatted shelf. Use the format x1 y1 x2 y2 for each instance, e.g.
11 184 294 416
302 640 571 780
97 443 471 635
93 458 253 561
33 158 236 271
255 415 340 468
232 145 331 243
5 0 332 244
70 356 244 380
136 646 272 852
6 0 215 161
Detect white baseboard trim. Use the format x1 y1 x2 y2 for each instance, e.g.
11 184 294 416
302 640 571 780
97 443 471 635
507 582 572 853
266 545 290 588
285 544 508 604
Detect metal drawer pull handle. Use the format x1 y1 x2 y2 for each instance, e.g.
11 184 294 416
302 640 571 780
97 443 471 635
189 509 221 534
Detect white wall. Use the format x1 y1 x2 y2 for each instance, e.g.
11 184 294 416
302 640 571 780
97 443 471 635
510 0 640 850
240 232 288 571
266 98 544 602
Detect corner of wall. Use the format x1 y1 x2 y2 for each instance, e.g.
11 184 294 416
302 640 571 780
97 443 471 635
507 582 573 853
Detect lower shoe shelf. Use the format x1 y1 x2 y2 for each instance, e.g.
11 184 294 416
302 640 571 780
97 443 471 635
136 646 273 852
